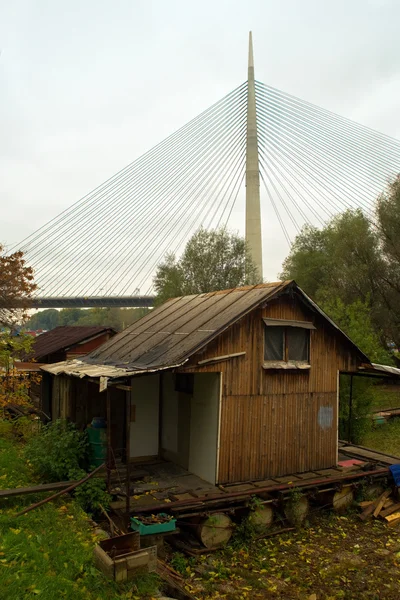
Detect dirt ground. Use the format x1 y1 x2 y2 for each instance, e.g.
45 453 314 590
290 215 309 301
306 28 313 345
170 511 400 600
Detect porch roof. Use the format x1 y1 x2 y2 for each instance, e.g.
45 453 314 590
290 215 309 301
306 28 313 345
41 281 371 380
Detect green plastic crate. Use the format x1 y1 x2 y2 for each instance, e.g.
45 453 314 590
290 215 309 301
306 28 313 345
130 513 176 536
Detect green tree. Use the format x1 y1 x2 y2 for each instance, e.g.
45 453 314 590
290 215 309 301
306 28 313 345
280 209 382 306
26 307 149 332
279 205 400 347
154 228 260 304
280 193 400 443
58 308 83 326
73 307 149 330
27 309 60 331
375 175 400 344
320 296 391 365
320 296 392 443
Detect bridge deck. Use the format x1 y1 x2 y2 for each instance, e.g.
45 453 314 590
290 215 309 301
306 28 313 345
29 296 155 308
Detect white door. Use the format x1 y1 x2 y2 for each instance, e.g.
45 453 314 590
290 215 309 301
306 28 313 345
130 375 159 458
189 373 220 484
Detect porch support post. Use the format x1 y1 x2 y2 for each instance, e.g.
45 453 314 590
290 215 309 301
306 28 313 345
106 389 111 493
348 374 354 443
158 373 163 456
125 389 131 515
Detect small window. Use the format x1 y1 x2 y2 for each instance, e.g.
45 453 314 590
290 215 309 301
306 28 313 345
264 327 285 361
264 325 310 364
287 328 309 362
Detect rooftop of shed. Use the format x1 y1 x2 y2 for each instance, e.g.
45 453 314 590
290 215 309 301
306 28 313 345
41 282 371 379
83 282 289 371
28 326 116 361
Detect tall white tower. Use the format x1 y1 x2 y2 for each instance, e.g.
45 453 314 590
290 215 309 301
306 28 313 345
245 32 263 279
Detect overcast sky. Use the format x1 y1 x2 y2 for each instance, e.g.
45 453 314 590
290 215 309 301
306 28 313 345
1 0 400 287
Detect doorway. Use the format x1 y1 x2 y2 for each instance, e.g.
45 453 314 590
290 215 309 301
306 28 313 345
129 372 221 484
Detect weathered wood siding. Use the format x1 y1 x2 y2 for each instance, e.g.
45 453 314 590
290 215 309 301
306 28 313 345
50 375 126 456
180 294 361 483
66 332 115 359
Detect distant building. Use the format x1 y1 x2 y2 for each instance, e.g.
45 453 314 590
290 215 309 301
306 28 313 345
27 326 117 364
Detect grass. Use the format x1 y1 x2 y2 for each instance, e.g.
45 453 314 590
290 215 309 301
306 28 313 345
361 383 400 456
0 433 159 600
362 418 400 456
370 383 400 412
4 411 400 600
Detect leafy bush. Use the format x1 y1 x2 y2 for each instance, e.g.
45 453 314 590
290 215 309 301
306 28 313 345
13 415 41 441
68 467 110 514
170 552 190 575
26 419 88 482
231 517 257 547
25 419 110 514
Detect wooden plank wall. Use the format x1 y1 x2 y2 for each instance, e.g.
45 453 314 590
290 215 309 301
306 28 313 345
50 375 126 457
181 294 361 483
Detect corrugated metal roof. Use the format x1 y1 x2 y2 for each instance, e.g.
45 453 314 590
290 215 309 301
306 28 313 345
40 359 183 379
29 326 116 361
369 363 400 377
41 281 371 379
84 283 288 370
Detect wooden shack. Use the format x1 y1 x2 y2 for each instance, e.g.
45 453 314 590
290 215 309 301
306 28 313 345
27 326 117 364
41 281 370 485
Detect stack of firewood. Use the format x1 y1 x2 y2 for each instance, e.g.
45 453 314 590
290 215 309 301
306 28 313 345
358 489 400 527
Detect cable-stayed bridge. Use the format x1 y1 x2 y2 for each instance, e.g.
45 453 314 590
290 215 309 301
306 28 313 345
15 33 400 309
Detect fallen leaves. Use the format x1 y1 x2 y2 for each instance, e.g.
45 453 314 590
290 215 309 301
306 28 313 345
168 511 400 600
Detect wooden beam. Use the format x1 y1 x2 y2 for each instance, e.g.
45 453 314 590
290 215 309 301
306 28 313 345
106 389 112 493
15 463 105 517
197 352 246 366
381 502 400 518
0 480 80 498
158 373 163 455
373 489 392 517
116 384 131 392
126 389 131 515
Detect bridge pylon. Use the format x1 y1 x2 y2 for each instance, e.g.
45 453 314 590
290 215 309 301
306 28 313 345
245 31 263 280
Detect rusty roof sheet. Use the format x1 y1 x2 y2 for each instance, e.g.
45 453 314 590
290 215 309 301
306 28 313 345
40 359 182 379
29 326 116 361
42 281 371 379
367 363 400 377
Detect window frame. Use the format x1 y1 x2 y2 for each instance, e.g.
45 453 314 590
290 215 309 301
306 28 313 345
263 318 314 370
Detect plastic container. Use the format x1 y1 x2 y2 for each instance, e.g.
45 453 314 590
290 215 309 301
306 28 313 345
87 426 107 467
91 417 107 429
130 514 176 536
